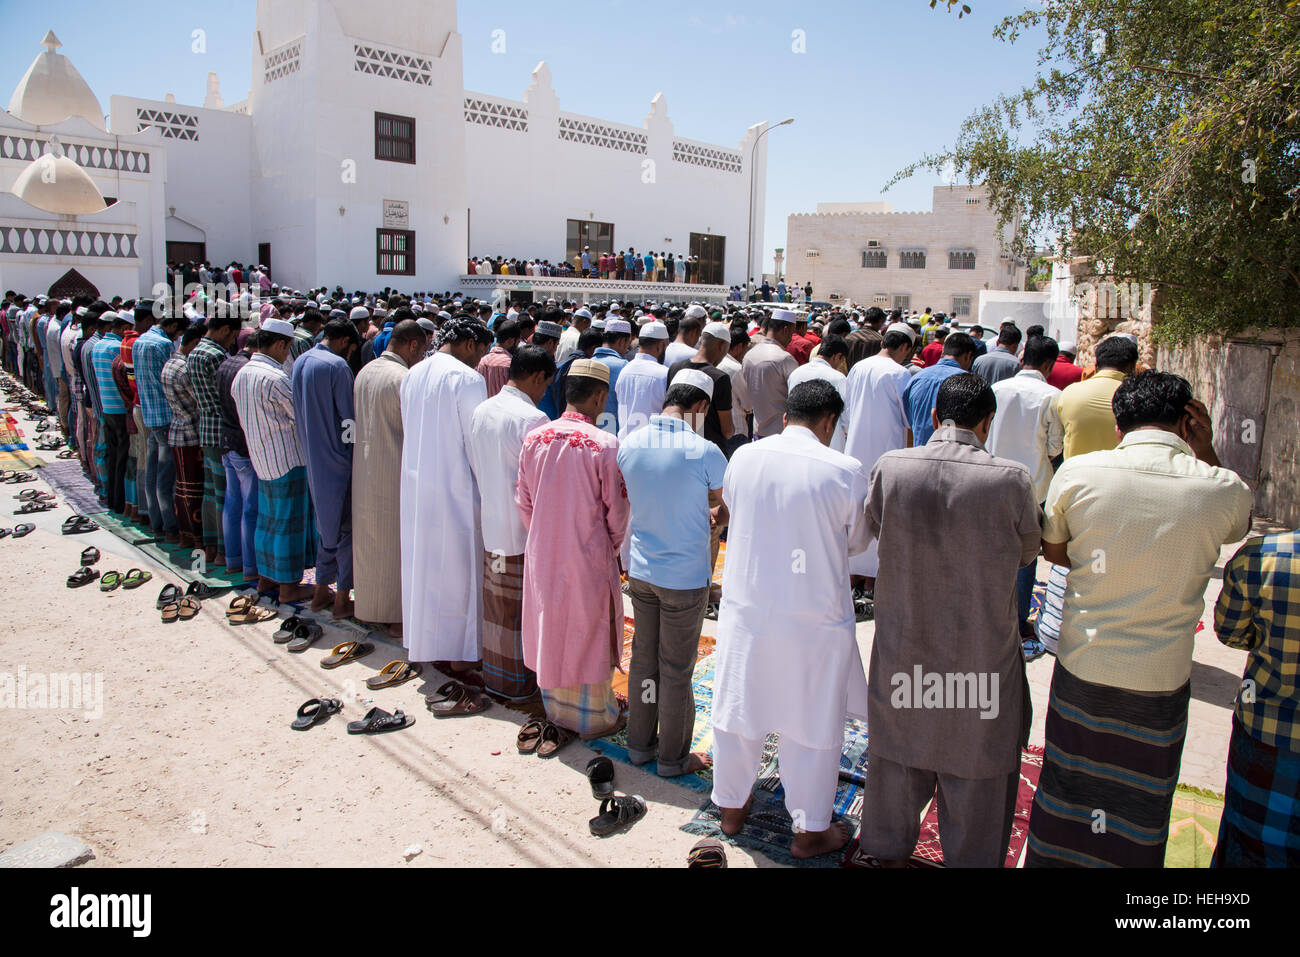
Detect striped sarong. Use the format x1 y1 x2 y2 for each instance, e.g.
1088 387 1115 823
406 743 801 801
201 446 226 552
254 466 317 585
1025 665 1190 867
481 551 537 700
93 429 107 491
542 678 619 737
1213 716 1300 867
172 445 204 542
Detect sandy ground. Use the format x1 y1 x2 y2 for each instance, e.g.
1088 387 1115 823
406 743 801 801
0 396 1284 867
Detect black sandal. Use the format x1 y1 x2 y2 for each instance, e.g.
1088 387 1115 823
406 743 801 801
272 615 305 643
687 837 728 868
589 794 647 836
61 515 99 535
291 697 343 731
286 621 324 653
186 580 227 600
586 756 616 799
66 566 100 588
11 523 35 538
426 680 491 718
346 706 415 735
156 583 182 609
14 500 54 515
80 546 100 566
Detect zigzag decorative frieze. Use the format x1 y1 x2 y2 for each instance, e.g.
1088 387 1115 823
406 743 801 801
672 140 742 173
0 226 139 259
464 97 528 132
354 43 433 86
557 117 646 154
0 135 150 174
136 108 198 141
264 41 302 84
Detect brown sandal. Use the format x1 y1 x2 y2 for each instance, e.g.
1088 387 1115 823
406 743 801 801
426 680 491 718
516 719 546 755
365 660 423 690
229 603 277 625
536 721 575 758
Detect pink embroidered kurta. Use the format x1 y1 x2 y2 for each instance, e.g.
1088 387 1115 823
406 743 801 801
516 411 630 689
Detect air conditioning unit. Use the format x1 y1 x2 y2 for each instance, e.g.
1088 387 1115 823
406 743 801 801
867 240 880 248
806 249 820 258
829 293 842 301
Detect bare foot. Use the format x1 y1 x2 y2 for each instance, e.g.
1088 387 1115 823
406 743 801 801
791 820 851 859
332 596 355 619
719 794 753 836
277 582 313 604
310 584 334 612
387 621 403 639
684 751 713 773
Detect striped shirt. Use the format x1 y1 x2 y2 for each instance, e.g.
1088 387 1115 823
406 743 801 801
160 353 200 447
91 332 127 414
187 337 229 447
133 326 174 428
231 353 304 480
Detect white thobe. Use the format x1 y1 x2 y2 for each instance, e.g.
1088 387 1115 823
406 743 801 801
664 341 697 368
718 354 750 437
556 327 581 364
399 352 487 662
466 384 547 555
788 357 848 452
712 426 872 751
843 353 912 577
986 369 1063 504
614 353 668 439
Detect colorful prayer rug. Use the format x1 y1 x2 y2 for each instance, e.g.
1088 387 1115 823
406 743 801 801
0 413 40 470
1164 785 1224 869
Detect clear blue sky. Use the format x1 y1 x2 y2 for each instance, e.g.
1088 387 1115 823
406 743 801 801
0 0 1046 274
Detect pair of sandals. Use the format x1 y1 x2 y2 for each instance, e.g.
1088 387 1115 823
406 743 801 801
272 616 326 653
61 515 98 535
161 597 201 622
583 756 648 836
0 524 36 539
291 697 416 734
227 594 277 625
99 568 152 592
516 718 574 758
15 489 55 503
14 499 55 515
2 471 36 485
426 679 490 717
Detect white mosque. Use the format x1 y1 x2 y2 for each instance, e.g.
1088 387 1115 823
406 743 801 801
0 0 770 300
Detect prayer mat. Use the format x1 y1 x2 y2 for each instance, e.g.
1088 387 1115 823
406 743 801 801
0 413 40 470
611 615 715 699
34 460 105 515
1165 785 1224 869
92 510 155 546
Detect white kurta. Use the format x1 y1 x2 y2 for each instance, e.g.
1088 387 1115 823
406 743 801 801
614 353 668 439
843 353 912 577
399 351 488 662
788 357 848 452
466 384 547 555
711 426 872 751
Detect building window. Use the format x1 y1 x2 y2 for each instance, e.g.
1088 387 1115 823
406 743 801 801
872 294 889 304
375 112 416 164
566 219 614 269
899 250 926 270
689 232 726 286
965 197 980 206
951 295 972 316
892 294 911 311
861 249 887 269
377 229 415 275
948 250 976 270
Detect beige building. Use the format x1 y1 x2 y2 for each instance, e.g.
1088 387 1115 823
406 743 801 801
785 185 1023 316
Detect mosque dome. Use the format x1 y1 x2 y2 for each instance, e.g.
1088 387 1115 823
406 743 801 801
7 31 106 130
11 152 107 214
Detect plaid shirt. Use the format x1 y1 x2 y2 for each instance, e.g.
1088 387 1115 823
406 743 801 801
133 326 174 428
187 337 229 447
160 353 200 447
1216 529 1300 751
90 332 127 414
231 353 304 480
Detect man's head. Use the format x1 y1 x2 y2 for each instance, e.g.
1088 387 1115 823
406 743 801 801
1112 371 1196 438
764 310 797 347
603 318 633 354
942 332 978 370
437 315 493 367
1026 324 1045 340
637 321 669 361
677 315 703 347
565 359 610 421
881 323 917 365
387 318 430 367
576 327 604 358
508 343 557 405
932 373 997 442
817 334 850 374
664 371 712 429
179 323 207 354
494 317 522 351
699 322 731 365
1021 335 1059 377
258 318 295 364
532 318 563 357
322 317 360 358
783 379 844 447
997 324 1023 349
1095 335 1139 375
729 327 750 363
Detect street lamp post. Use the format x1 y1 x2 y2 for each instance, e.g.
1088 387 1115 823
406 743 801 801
746 117 794 302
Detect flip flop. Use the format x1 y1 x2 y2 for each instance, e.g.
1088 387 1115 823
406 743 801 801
229 603 277 625
291 697 343 731
99 570 123 592
160 601 181 624
80 546 100 566
536 721 575 758
6 471 36 484
226 595 255 618
346 706 415 735
122 568 152 590
156 583 182 609
272 615 304 643
15 489 54 502
286 621 325 653
0 528 10 539
687 837 728 868
426 680 491 717
66 566 100 588
61 515 98 534
588 794 647 836
177 597 201 621
11 523 35 538
14 500 54 514
320 640 373 669
516 719 546 755
186 580 227 601
57 450 77 459
586 756 616 799
365 660 423 690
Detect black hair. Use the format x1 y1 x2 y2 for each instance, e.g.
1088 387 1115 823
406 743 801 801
566 374 607 405
882 329 913 351
577 328 604 355
730 328 750 350
997 325 1023 347
786 379 844 426
494 317 522 344
323 317 360 345
664 383 710 409
942 332 977 357
1022 336 1059 368
1112 371 1193 432
1095 336 1139 371
509 343 557 381
1026 324 1045 339
603 330 631 347
180 324 207 347
825 318 853 338
935 373 996 428
206 313 241 334
818 334 849 361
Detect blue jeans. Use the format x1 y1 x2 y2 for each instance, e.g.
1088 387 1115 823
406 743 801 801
222 451 258 580
144 424 176 532
1016 562 1037 635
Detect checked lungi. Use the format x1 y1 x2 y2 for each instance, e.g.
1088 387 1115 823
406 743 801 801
481 551 537 700
1213 715 1300 867
1025 665 1190 868
542 678 619 737
200 446 226 553
172 445 204 544
254 466 317 586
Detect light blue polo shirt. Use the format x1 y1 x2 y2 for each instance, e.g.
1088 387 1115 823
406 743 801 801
617 414 728 591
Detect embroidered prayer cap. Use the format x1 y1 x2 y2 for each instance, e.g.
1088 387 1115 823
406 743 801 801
568 358 610 384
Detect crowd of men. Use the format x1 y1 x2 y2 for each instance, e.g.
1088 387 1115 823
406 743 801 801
2 283 1295 868
468 248 709 283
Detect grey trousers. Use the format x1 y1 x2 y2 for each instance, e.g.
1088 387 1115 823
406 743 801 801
858 753 1020 867
625 577 709 776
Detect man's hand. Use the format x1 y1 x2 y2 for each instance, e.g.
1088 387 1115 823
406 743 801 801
1183 399 1220 466
709 502 729 529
